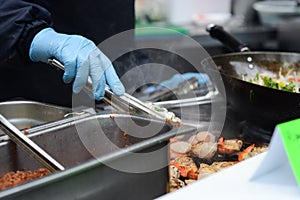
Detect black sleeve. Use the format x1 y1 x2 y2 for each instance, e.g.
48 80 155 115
0 0 53 63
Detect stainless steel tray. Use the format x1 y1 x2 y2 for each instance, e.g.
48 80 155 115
0 114 196 200
0 101 72 135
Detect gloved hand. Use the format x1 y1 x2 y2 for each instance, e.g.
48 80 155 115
144 72 210 94
29 28 125 100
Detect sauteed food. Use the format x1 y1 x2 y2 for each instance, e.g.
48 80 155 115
168 131 268 192
243 68 300 93
0 168 50 190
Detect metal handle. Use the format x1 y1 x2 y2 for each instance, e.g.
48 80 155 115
206 24 250 52
48 58 115 106
0 114 65 172
48 59 168 120
48 58 94 96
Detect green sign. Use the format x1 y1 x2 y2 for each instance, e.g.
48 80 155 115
278 118 300 187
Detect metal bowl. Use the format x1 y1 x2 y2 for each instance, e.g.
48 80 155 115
253 1 300 27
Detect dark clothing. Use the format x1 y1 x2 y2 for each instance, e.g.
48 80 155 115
0 1 51 62
0 0 135 107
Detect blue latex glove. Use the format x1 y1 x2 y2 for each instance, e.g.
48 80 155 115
29 28 125 100
144 72 210 94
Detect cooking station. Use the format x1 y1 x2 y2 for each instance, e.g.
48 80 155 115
0 22 298 199
135 23 280 140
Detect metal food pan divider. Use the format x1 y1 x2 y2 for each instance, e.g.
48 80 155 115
0 113 197 200
0 101 90 136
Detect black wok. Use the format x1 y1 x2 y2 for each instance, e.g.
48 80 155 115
202 24 300 132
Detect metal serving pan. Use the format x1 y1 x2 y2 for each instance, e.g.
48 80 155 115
0 101 72 135
0 114 196 200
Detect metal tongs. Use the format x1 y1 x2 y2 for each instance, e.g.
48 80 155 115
0 114 65 172
48 59 171 121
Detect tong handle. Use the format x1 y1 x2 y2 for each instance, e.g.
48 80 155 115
49 59 115 106
48 59 166 120
0 114 65 172
48 58 94 95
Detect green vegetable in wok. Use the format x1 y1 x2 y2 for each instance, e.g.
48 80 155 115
246 72 300 93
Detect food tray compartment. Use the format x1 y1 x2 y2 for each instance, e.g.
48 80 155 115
0 114 196 200
0 101 72 135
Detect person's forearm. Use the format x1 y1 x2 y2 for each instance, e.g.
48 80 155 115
0 0 52 62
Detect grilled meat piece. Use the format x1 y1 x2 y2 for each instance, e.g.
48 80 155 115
217 137 243 155
170 156 198 180
191 142 217 159
197 161 237 180
238 145 268 161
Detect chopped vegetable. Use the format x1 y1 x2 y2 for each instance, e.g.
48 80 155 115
247 71 300 93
